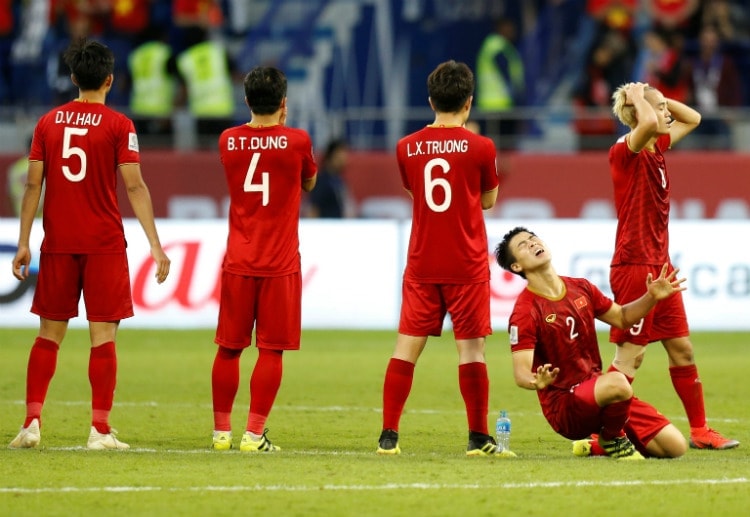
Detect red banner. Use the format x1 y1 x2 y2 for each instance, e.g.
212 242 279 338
2 150 748 219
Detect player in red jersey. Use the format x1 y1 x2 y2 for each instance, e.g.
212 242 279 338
496 227 688 460
210 66 317 453
608 81 739 450
376 60 505 457
9 38 171 450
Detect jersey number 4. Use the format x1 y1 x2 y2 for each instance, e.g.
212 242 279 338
243 152 270 206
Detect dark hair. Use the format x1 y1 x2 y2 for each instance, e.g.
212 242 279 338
323 138 347 162
427 60 474 113
63 38 115 91
244 67 287 115
494 226 534 278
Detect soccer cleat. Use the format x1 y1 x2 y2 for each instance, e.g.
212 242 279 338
572 438 593 457
689 427 740 450
8 418 41 449
466 431 517 457
376 429 401 455
87 427 130 450
597 434 644 460
240 429 280 452
212 430 232 450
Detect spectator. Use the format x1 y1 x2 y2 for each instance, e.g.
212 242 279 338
305 138 355 218
475 17 525 149
700 0 750 43
0 0 17 105
639 27 691 103
173 27 235 148
102 0 153 106
572 29 632 145
647 0 702 38
127 29 176 138
687 23 743 148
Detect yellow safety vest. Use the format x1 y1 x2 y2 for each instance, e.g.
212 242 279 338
475 34 524 111
176 41 234 117
128 41 176 117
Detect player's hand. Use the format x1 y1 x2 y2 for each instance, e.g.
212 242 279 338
151 247 171 284
646 263 686 300
625 82 647 104
11 246 31 281
531 363 559 390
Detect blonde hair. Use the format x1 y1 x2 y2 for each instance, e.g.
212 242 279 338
611 84 655 128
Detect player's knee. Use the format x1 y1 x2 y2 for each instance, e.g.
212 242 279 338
601 371 633 401
654 425 688 458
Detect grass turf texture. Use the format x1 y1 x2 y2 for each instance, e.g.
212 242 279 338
1 328 748 517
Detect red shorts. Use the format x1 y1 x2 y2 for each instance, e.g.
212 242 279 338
609 264 689 345
215 271 301 350
542 377 670 453
31 252 133 321
398 280 491 339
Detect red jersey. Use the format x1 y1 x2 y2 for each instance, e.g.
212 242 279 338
396 126 499 283
509 277 613 409
30 100 140 254
219 124 317 276
609 133 671 266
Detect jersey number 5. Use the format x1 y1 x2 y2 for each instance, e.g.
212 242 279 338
243 152 270 206
62 127 89 182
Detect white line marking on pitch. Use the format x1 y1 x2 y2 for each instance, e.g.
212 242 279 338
1 478 748 494
5 401 743 423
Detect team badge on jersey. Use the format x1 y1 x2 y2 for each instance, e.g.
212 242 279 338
574 297 587 309
128 132 140 152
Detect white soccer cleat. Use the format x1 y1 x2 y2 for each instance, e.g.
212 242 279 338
87 427 130 450
8 418 41 449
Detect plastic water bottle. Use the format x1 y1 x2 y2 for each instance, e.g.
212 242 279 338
495 410 511 451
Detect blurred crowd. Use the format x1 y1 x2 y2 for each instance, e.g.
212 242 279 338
1 1 749 151
570 0 750 148
1 1 246 148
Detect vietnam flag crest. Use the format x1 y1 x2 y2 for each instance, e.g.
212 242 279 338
574 297 587 309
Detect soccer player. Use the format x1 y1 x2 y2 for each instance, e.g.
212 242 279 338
495 227 688 460
376 60 505 457
9 38 171 450
608 82 739 450
210 66 317 452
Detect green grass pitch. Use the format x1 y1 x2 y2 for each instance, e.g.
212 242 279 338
1 328 748 516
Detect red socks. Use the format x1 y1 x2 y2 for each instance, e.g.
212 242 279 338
458 362 490 435
89 341 117 434
246 349 284 435
24 337 60 427
381 358 415 431
600 399 632 441
670 364 706 429
211 346 242 431
212 347 285 435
